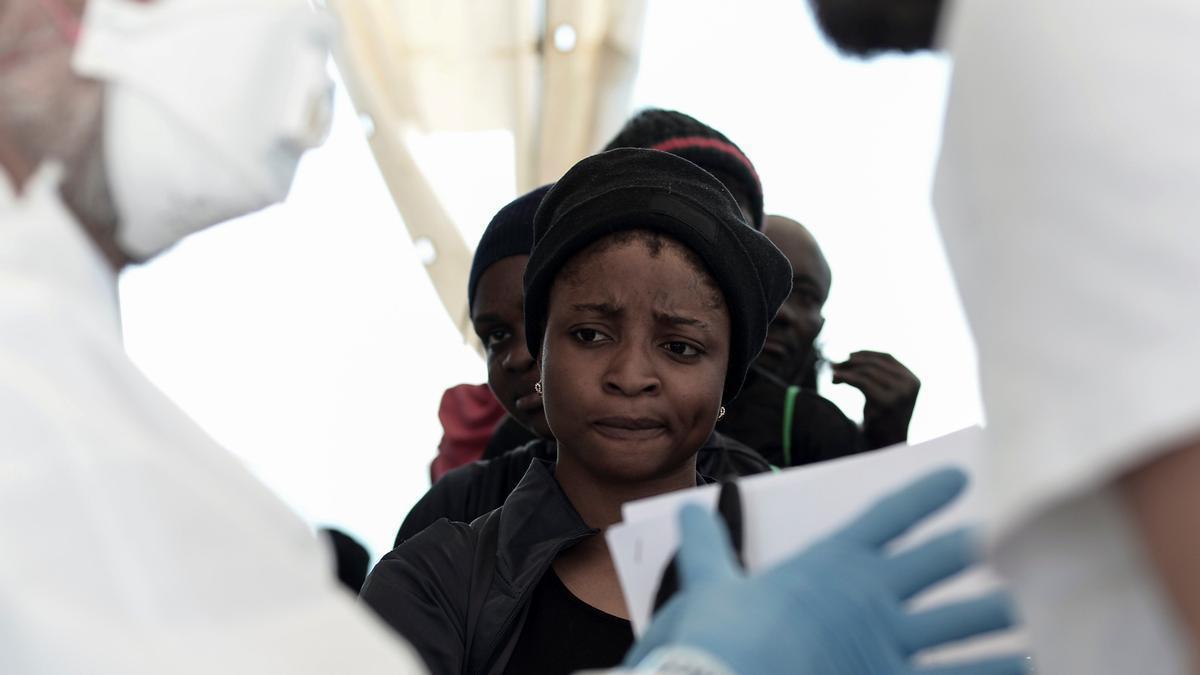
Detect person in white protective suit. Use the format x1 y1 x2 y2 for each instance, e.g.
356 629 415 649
0 0 430 672
808 0 1200 672
0 1 1023 673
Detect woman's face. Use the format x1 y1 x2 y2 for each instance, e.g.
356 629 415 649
471 254 552 438
540 232 730 484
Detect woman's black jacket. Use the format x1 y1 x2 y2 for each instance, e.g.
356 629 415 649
363 459 706 674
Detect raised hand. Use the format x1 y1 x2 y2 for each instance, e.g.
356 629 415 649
833 350 920 449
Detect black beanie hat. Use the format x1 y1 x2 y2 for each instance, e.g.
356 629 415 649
603 109 764 230
467 184 553 313
523 148 792 402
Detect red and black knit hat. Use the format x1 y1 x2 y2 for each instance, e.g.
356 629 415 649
603 108 764 230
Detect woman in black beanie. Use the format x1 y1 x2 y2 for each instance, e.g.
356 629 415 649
362 149 790 675
396 184 770 546
398 181 773 545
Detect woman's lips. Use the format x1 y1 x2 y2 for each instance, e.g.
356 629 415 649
592 416 667 441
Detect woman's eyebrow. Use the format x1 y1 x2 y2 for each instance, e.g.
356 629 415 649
655 311 709 330
571 302 622 317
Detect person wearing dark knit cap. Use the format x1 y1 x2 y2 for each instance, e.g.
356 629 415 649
465 184 556 443
604 108 765 230
362 148 790 675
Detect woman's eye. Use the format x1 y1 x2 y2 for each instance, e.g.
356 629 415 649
664 341 701 357
572 328 608 344
484 329 511 348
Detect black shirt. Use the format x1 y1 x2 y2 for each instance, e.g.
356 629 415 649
501 571 633 675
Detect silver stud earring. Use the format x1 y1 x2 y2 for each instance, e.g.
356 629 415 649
534 381 543 395
717 406 726 420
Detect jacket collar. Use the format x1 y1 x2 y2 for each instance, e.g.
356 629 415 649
494 459 595 592
493 457 718 590
473 458 715 673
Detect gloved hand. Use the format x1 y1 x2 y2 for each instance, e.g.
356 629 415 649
625 468 1026 674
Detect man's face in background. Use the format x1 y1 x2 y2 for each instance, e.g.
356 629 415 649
757 215 830 381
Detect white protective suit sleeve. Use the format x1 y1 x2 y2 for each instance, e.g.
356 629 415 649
934 0 1200 672
0 166 427 674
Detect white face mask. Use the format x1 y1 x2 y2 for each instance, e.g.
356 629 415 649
68 0 334 261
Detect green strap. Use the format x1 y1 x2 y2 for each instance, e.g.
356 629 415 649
782 384 800 467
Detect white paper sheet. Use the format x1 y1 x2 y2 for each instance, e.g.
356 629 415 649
607 426 1027 663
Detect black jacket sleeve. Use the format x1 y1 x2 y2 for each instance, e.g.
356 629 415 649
362 521 475 675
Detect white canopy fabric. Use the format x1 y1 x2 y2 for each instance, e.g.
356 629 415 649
330 0 647 343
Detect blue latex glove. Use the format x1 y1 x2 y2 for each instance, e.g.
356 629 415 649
625 468 1027 674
